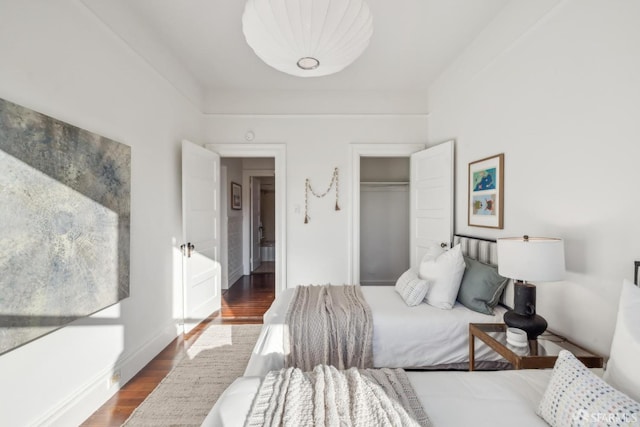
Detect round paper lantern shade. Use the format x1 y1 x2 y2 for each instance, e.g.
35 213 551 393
242 0 374 77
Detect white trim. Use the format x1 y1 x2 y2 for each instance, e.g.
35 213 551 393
227 265 244 288
34 320 176 426
349 143 425 285
205 143 287 295
203 113 431 119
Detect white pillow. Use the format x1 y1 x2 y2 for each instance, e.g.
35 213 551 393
394 269 429 307
537 350 640 427
419 244 466 309
603 279 640 402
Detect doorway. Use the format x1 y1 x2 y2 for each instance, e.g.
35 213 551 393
349 142 454 285
349 143 424 285
206 143 287 294
219 157 276 320
359 157 410 285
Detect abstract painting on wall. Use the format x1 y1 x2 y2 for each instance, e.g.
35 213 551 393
468 153 504 229
0 98 131 354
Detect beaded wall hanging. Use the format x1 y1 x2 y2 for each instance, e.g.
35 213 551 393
304 167 340 223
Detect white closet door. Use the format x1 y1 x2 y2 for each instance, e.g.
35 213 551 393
410 140 454 269
182 140 221 333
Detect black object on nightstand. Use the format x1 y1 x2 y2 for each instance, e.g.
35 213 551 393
503 281 547 340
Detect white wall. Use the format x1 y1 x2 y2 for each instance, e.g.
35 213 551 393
243 157 275 171
428 0 640 356
204 115 429 287
221 158 244 287
0 1 201 425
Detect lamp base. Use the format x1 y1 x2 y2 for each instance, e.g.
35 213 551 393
504 310 547 341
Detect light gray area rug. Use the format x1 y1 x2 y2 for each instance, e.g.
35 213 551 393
123 324 262 426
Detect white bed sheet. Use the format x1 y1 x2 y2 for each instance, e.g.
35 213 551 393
244 286 508 377
204 368 593 427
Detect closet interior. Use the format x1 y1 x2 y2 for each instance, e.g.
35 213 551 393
359 157 410 286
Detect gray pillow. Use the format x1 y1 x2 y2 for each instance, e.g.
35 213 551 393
457 256 508 315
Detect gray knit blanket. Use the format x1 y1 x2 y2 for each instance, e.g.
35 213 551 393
245 365 432 427
285 285 373 371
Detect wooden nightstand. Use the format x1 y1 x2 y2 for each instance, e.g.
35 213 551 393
469 323 603 371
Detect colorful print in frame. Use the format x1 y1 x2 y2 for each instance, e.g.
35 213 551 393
468 153 504 229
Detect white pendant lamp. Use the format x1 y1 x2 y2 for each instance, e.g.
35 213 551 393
242 0 374 77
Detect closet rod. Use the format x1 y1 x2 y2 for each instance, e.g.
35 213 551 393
360 181 409 186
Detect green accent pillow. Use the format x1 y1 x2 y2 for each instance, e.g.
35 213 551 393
457 256 508 315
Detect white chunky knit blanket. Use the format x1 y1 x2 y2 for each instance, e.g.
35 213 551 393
245 365 432 427
285 285 373 371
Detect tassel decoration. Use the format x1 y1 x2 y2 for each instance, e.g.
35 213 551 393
304 167 340 223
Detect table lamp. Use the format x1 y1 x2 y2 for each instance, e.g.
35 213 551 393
497 236 565 340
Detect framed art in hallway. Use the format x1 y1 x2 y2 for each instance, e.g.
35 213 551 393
468 153 504 229
231 182 242 210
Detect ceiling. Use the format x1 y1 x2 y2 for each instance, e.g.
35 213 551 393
82 0 510 114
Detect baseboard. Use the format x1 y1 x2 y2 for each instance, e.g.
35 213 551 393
38 320 178 427
228 265 244 287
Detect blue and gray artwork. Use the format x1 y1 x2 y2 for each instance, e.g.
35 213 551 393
0 98 130 354
473 167 497 191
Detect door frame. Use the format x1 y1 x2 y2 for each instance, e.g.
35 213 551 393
205 143 287 295
349 143 426 285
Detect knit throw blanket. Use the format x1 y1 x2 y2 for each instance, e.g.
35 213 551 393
246 365 431 427
285 285 373 371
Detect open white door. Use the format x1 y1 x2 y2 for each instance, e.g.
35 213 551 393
250 176 262 271
410 140 454 269
181 140 221 333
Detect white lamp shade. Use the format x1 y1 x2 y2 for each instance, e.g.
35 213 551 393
242 0 373 77
497 237 565 282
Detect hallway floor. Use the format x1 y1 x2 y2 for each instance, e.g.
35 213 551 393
222 264 276 320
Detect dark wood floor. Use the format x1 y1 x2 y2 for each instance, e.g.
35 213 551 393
221 266 276 321
81 270 274 426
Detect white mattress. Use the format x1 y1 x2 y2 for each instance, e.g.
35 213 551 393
244 286 508 376
203 369 566 427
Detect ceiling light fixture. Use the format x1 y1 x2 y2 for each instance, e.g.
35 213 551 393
242 0 374 78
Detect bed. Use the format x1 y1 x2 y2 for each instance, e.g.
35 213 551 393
244 235 512 376
205 369 554 427
207 278 640 427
